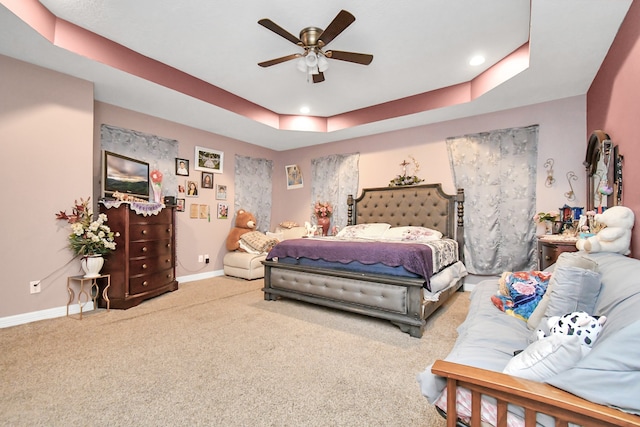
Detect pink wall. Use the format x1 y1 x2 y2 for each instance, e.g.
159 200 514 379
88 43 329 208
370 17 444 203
587 0 640 259
0 54 94 318
93 103 276 278
272 96 589 231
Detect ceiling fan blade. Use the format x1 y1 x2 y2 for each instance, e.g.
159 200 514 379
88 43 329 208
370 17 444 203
258 18 302 45
325 50 373 65
312 72 325 83
317 10 355 47
258 53 301 68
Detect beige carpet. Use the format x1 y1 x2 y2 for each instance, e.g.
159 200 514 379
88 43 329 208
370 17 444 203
0 276 470 426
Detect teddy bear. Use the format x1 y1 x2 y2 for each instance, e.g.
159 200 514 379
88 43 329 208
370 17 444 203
536 311 607 349
226 209 257 251
576 206 635 255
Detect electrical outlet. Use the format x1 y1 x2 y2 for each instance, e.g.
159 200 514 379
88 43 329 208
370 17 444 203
30 280 41 294
198 255 204 263
204 254 210 264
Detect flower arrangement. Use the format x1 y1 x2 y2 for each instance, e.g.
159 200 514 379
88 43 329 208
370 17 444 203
150 169 163 203
533 211 560 223
314 201 333 218
389 156 424 187
55 197 118 257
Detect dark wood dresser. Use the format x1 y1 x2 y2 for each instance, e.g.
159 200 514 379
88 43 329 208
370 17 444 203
537 236 579 270
99 203 178 309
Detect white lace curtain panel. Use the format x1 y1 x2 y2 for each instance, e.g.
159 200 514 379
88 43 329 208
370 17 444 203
311 153 359 232
234 155 273 232
447 125 539 274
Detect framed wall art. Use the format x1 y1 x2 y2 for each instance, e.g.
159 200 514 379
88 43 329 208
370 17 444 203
201 172 214 189
176 198 185 212
217 202 229 219
286 164 303 190
186 180 198 197
199 204 209 220
216 184 227 200
175 158 189 176
195 146 223 173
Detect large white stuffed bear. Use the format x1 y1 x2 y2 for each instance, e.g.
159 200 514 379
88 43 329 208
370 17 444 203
576 206 635 255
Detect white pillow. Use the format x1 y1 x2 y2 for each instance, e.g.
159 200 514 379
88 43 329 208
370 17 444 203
503 335 587 382
335 223 391 239
382 226 443 242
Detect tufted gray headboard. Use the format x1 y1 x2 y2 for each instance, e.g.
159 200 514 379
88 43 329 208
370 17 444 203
347 183 465 260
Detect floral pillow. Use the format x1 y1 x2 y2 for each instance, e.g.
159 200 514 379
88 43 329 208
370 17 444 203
382 226 443 242
491 271 552 321
335 223 391 239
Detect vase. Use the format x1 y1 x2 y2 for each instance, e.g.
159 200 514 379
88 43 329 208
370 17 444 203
152 184 163 204
544 220 553 235
317 216 330 236
81 255 104 278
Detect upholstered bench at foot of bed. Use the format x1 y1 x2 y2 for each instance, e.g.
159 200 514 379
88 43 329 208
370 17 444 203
223 252 266 280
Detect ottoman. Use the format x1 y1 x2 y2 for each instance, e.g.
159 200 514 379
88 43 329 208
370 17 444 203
223 251 266 280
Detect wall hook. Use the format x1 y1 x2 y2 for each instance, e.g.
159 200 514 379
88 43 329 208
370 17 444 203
565 171 577 201
544 158 555 187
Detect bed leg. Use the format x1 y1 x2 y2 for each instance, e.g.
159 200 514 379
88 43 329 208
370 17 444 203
395 322 424 338
263 291 277 301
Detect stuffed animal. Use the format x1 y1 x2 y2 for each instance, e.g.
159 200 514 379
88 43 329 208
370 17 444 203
537 311 607 348
226 209 257 251
576 206 635 255
303 221 317 237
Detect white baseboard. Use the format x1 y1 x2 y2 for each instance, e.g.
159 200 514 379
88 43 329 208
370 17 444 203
0 269 226 329
0 301 97 329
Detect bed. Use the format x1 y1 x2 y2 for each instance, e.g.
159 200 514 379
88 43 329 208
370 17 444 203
262 183 466 337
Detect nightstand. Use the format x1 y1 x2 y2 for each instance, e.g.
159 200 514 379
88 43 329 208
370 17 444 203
537 236 579 270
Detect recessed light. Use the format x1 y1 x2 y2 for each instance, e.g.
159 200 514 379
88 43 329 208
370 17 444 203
300 106 310 114
469 55 485 66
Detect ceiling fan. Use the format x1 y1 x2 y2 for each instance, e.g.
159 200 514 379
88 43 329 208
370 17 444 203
257 9 373 83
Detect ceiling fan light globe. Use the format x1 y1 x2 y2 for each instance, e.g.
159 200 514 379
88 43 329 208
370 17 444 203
296 58 307 72
317 56 329 72
305 52 318 68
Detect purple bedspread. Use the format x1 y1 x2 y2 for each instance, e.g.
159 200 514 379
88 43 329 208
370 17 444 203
266 238 434 282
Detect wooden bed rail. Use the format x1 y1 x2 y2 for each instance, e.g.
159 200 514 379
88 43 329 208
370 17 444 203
431 360 640 427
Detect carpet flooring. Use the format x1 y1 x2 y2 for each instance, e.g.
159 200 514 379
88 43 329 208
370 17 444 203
0 276 470 426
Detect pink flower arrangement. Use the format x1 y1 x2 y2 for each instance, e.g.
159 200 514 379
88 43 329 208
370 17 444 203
150 169 163 203
314 201 333 218
150 169 163 185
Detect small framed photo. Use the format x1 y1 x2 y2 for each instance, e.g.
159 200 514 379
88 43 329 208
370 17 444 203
186 180 199 197
217 202 229 219
286 164 303 189
175 158 189 176
199 204 209 219
201 172 214 189
216 184 227 200
177 181 186 196
195 146 223 174
189 204 199 218
176 198 185 212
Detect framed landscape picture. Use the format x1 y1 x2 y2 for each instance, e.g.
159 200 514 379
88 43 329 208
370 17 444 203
195 146 223 173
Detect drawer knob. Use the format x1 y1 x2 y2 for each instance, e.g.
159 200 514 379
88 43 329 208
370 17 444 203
166 228 171 233
167 274 172 279
165 259 171 263
166 243 171 248
141 229 147 235
142 264 147 269
142 247 148 252
545 256 551 261
142 281 148 286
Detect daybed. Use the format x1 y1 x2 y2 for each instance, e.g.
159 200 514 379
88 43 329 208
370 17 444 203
418 251 640 427
262 183 466 338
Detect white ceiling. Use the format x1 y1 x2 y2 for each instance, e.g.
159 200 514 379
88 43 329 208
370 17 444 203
0 0 632 150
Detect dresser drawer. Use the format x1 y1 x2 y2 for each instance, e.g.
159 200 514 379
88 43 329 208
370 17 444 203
130 239 172 258
130 223 172 241
129 208 172 225
539 240 578 270
129 255 173 276
129 267 175 295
